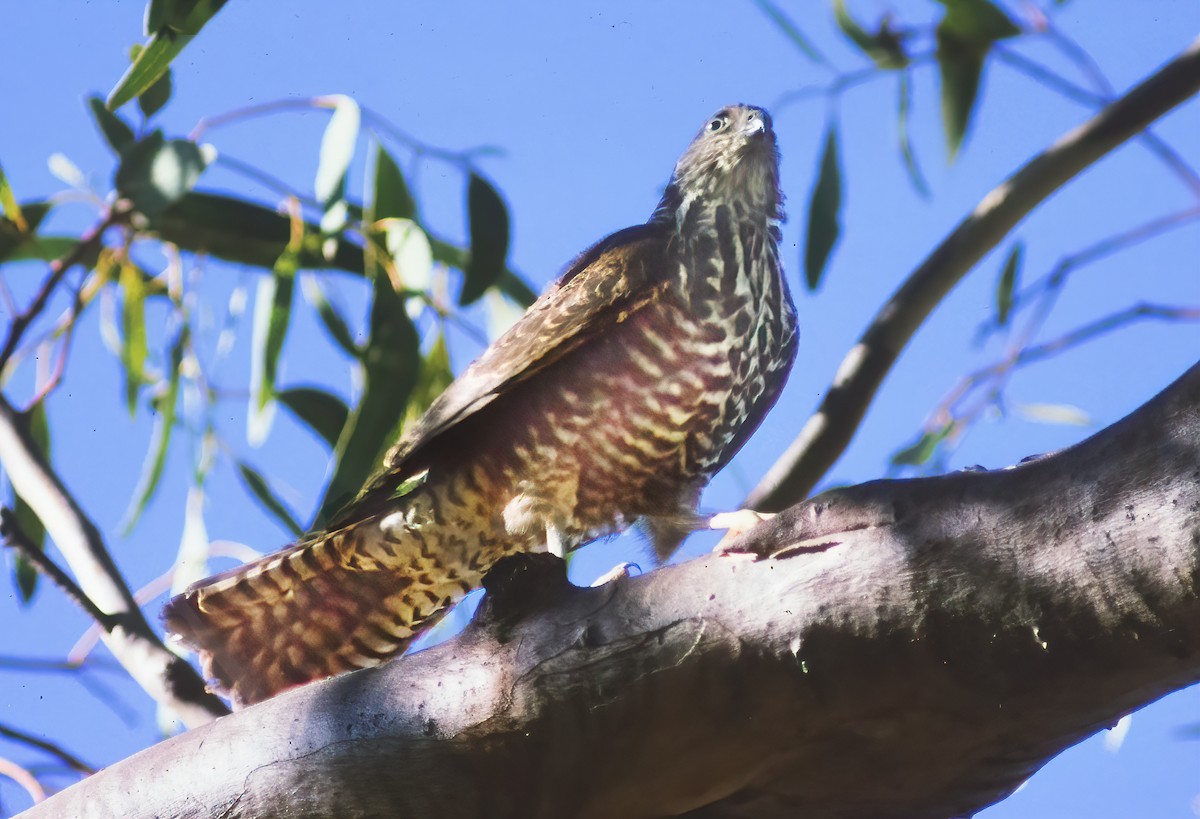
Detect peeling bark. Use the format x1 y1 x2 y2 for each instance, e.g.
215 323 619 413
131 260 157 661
21 362 1200 819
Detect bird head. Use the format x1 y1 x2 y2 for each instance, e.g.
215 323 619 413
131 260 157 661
655 104 783 225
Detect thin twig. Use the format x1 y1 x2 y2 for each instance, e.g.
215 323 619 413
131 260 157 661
0 724 95 775
0 208 123 372
0 508 118 631
0 756 45 804
746 36 1200 511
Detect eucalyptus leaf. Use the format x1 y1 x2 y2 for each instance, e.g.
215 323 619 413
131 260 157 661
115 133 211 221
995 241 1024 327
462 172 509 305
108 0 228 109
236 462 305 538
804 124 843 291
10 401 50 604
278 387 350 450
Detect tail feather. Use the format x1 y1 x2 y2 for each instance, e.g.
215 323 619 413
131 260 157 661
163 521 467 707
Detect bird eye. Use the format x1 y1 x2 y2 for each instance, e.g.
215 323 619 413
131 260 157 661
709 118 725 132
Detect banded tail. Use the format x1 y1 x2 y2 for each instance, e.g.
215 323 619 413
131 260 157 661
163 516 477 707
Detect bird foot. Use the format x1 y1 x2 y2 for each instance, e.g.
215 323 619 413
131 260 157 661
709 509 775 554
590 562 642 587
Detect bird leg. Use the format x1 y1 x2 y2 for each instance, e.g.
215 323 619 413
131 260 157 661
708 509 776 553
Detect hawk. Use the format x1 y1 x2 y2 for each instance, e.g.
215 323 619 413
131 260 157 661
165 104 798 706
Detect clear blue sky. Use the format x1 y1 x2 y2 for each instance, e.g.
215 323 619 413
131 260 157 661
1 1 1198 815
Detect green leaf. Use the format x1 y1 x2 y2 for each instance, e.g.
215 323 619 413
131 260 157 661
897 72 931 198
119 261 149 415
10 401 50 604
372 144 416 220
405 333 453 426
429 234 536 307
0 202 51 265
315 96 361 207
891 423 955 467
236 462 304 538
462 172 509 305
833 0 909 69
157 192 365 273
935 0 1021 161
0 160 25 232
136 60 173 119
300 276 359 357
995 241 1023 327
753 0 830 67
804 125 843 291
278 387 350 450
315 270 420 525
247 244 299 445
87 96 136 155
122 326 186 533
381 218 433 291
115 133 212 221
108 0 228 110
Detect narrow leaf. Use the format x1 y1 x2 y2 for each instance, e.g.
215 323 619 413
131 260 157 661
316 271 420 525
462 173 509 305
247 246 298 445
833 0 909 69
934 0 1021 161
236 462 304 538
315 96 361 207
48 153 87 190
0 161 25 232
138 67 173 119
119 261 149 415
157 192 365 273
381 218 433 292
108 0 228 109
897 72 931 198
300 276 359 357
373 144 416 220
804 125 843 291
278 387 350 450
995 241 1023 327
87 96 135 154
753 0 830 67
891 423 955 467
0 202 51 265
122 327 186 533
10 402 50 604
1014 403 1092 427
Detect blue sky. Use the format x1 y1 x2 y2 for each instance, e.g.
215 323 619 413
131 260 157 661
1 1 1198 815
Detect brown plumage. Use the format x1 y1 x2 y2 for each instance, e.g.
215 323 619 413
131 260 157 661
164 104 798 707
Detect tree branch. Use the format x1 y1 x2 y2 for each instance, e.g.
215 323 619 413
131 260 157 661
22 362 1200 818
746 34 1200 511
0 394 228 727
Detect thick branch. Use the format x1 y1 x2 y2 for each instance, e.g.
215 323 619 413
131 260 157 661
22 362 1200 818
746 34 1200 511
0 394 227 727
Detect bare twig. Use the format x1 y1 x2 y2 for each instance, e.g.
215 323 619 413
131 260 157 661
0 756 45 804
0 724 95 775
0 208 123 372
746 35 1200 511
0 392 228 726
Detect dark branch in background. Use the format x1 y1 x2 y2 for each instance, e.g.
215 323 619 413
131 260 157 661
0 207 124 374
0 509 118 630
0 724 94 776
747 35 1200 511
0 393 228 727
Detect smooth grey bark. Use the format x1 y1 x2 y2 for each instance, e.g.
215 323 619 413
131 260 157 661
22 362 1200 819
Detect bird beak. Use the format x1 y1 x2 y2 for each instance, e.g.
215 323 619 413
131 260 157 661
743 115 767 138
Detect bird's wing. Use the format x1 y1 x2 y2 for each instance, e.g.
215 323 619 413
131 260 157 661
331 221 673 525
